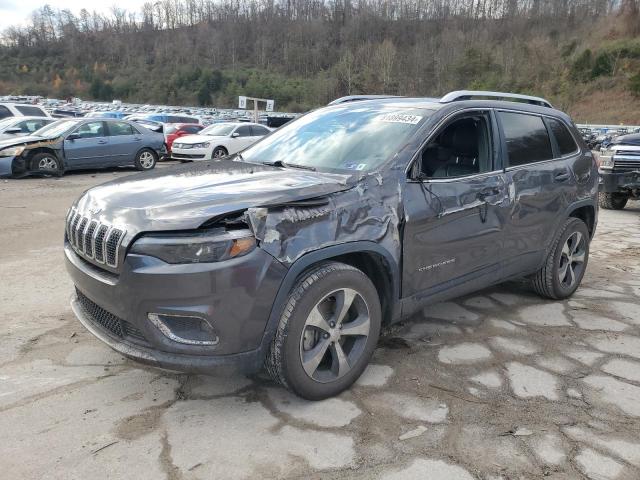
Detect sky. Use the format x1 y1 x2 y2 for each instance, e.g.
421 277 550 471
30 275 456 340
0 0 149 30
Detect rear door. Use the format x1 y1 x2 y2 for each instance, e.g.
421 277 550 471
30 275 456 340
497 111 570 277
63 121 110 168
105 121 141 165
230 125 253 152
250 125 271 146
402 110 509 298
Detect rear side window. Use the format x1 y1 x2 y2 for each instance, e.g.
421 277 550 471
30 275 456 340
0 106 12 119
251 126 270 136
498 112 553 167
547 118 579 156
183 125 202 134
108 121 135 136
15 105 46 116
235 126 252 137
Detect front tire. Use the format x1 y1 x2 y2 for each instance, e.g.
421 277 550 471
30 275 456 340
532 217 590 300
266 262 381 400
30 152 63 176
134 149 157 171
211 146 228 160
599 192 628 210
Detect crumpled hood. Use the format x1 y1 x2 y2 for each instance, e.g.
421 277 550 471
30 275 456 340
74 159 354 234
0 135 48 149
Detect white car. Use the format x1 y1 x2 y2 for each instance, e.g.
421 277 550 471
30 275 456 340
171 122 271 161
0 103 50 119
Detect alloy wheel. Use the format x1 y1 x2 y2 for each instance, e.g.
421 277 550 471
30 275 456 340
213 149 226 158
38 157 58 170
139 151 155 168
299 288 371 383
558 231 586 289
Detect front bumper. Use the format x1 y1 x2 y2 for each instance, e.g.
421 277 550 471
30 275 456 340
65 243 287 373
171 147 210 161
599 169 640 193
0 156 15 177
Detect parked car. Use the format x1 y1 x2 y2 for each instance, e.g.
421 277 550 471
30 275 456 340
0 118 165 178
125 113 201 125
65 91 598 400
0 102 50 119
171 122 271 161
598 133 640 209
0 116 55 139
85 111 126 119
164 123 205 154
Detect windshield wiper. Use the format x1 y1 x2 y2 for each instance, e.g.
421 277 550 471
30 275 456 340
262 160 316 171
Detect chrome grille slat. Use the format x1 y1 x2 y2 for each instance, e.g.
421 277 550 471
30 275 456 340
65 211 125 269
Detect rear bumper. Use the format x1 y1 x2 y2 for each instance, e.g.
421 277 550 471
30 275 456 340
599 169 640 193
65 243 288 373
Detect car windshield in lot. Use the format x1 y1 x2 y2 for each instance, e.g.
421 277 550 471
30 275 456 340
33 119 79 138
201 124 235 136
240 105 434 173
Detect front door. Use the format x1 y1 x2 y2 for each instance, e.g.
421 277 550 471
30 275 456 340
63 121 110 168
402 110 509 300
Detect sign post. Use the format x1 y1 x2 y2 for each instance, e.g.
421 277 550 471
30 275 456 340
238 96 275 122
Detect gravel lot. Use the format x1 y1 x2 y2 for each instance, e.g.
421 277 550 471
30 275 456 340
1 166 640 479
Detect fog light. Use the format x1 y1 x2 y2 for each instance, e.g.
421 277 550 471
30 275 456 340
148 313 219 346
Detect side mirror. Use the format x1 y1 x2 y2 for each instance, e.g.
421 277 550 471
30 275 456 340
66 133 80 141
231 132 240 138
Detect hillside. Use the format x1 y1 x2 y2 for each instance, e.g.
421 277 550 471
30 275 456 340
0 0 639 122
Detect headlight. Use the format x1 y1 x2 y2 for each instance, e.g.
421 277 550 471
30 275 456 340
598 150 614 169
191 142 210 149
130 229 256 264
0 146 25 157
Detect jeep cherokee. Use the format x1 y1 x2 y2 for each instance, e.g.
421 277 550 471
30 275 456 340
65 91 599 400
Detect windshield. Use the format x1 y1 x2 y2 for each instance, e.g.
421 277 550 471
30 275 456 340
33 120 79 137
240 105 434 172
201 124 235 136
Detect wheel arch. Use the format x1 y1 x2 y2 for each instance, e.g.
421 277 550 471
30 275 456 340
566 201 597 238
25 147 62 170
256 242 401 364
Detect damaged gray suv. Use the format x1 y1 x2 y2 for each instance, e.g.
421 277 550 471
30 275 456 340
65 91 599 399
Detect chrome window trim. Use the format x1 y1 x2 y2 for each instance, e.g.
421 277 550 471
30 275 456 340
405 107 498 180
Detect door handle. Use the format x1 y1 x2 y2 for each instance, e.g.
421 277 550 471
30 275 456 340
97 140 108 144
133 137 142 142
554 171 570 182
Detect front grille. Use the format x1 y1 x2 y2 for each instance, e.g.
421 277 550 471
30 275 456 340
613 159 640 173
76 289 148 345
172 152 206 159
66 208 126 268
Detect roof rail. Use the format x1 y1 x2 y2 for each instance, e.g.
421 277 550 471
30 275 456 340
440 90 553 108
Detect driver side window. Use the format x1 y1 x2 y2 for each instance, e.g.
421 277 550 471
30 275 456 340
75 122 105 139
418 113 493 179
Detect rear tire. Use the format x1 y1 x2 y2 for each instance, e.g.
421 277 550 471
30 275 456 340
265 262 381 400
532 217 590 300
599 192 628 210
134 148 157 171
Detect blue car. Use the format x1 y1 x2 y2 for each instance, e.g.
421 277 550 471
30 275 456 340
0 118 166 178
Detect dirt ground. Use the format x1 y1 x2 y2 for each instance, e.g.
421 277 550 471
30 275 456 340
1 165 640 480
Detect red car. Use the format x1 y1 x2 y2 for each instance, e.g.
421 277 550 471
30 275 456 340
164 123 205 154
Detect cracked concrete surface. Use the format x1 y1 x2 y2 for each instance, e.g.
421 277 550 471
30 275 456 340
2 172 640 479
